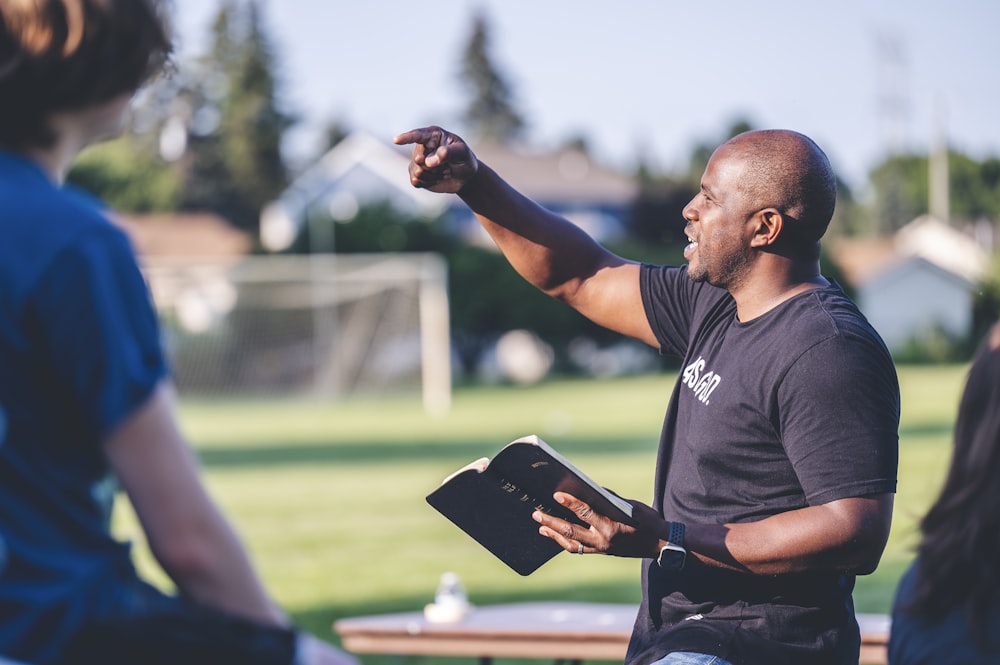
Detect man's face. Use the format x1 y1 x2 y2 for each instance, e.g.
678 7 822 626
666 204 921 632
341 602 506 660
680 144 757 290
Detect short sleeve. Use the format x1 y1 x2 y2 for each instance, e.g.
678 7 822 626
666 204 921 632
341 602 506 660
777 332 900 504
28 224 168 440
641 264 733 359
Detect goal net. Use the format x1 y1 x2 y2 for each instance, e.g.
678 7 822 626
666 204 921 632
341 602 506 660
141 253 451 415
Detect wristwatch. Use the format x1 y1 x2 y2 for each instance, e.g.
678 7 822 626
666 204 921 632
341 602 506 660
656 521 687 571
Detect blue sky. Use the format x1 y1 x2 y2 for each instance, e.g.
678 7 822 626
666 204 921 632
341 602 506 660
172 0 999 192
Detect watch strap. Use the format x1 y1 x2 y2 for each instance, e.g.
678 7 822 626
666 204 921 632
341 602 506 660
668 521 685 548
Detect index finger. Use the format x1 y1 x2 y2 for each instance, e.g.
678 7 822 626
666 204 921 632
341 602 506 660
393 127 442 147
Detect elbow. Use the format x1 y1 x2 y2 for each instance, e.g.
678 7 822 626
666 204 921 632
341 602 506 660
543 280 579 304
840 530 891 576
151 533 223 584
834 494 894 576
847 544 887 576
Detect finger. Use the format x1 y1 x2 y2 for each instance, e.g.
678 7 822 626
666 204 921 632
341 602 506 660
553 492 599 525
393 126 441 146
425 137 462 169
408 164 452 189
533 511 586 551
538 522 582 552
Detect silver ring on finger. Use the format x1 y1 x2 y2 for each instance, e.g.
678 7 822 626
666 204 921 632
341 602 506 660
577 542 584 555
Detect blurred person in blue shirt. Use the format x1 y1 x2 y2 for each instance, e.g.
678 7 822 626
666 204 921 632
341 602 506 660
0 2 356 664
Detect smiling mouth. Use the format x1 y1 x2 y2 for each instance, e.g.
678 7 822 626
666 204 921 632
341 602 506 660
683 235 698 260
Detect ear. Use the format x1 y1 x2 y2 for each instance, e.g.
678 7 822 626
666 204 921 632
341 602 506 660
749 208 783 248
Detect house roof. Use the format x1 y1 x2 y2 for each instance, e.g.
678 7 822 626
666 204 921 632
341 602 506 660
828 235 897 286
894 215 991 283
472 142 638 206
111 212 252 258
829 215 991 287
260 131 640 251
260 132 450 251
861 254 977 292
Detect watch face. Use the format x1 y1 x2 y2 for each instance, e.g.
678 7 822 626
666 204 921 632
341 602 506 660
658 546 686 571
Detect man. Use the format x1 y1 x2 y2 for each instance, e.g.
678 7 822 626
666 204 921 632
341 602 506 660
395 126 899 665
0 2 356 664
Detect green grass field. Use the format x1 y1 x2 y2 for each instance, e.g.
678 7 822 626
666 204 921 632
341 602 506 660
113 364 968 664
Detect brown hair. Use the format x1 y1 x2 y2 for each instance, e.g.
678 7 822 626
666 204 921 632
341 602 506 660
0 0 173 149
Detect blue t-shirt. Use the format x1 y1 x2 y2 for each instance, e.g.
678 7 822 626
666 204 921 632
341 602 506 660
626 264 900 665
0 152 168 663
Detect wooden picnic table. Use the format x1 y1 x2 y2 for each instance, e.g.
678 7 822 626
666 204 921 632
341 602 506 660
334 601 890 664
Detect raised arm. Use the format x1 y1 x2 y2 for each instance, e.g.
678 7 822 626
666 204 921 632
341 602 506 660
394 126 657 347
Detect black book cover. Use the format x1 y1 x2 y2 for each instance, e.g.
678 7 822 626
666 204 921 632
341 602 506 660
426 435 633 575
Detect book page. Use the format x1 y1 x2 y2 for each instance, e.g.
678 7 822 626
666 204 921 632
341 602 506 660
439 457 490 485
498 435 634 521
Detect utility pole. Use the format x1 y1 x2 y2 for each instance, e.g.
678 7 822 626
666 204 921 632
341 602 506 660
929 97 950 224
875 32 910 234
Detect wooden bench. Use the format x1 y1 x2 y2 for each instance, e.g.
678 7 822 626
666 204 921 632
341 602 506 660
334 601 890 664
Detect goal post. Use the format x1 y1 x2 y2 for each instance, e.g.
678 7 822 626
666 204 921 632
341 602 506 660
142 253 451 415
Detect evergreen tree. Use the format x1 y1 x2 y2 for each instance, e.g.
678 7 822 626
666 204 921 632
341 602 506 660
457 12 525 143
180 0 294 234
69 135 182 212
869 150 1000 233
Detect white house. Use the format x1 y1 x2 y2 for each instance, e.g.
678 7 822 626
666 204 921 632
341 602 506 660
832 216 992 351
857 255 978 350
259 132 450 252
259 131 639 252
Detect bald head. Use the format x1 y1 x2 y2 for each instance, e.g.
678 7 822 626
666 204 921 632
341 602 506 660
719 129 837 245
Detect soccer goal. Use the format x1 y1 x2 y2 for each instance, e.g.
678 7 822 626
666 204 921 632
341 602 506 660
142 253 451 415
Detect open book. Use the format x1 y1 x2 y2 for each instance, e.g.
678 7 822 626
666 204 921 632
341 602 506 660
426 434 634 575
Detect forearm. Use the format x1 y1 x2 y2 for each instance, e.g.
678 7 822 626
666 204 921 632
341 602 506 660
151 492 289 627
459 163 618 299
546 492 892 576
680 496 892 576
106 383 289 627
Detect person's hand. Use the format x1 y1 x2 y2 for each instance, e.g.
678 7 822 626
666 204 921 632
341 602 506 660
393 126 478 194
532 492 668 559
296 633 361 665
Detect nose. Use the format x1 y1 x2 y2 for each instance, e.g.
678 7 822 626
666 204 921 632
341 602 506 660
682 195 698 222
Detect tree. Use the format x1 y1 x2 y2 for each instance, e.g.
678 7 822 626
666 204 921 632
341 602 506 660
622 119 755 264
66 56 184 210
868 150 1000 233
869 153 927 233
949 153 1000 221
179 0 294 234
685 119 754 188
69 136 182 212
457 12 525 144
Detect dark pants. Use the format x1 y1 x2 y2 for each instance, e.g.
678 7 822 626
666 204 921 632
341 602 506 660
59 581 297 665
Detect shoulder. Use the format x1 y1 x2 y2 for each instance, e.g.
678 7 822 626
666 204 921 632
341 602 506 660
777 285 893 361
5 183 120 243
1 174 134 289
769 286 900 409
640 264 733 354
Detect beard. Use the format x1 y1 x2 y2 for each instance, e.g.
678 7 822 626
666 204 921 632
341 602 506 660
687 244 753 291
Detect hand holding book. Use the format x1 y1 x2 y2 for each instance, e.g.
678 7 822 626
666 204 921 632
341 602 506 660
426 434 635 575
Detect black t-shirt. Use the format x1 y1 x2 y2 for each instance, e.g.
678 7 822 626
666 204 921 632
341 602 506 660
626 265 899 665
